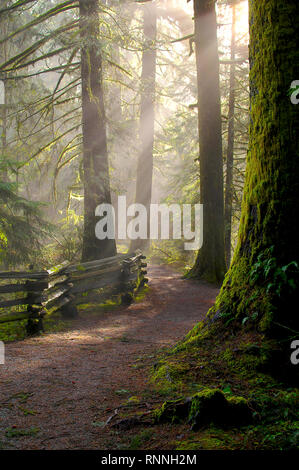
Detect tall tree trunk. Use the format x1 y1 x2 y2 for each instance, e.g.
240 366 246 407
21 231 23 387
214 0 299 337
224 3 236 268
106 0 122 122
80 0 116 261
0 78 7 183
188 0 226 283
0 4 8 183
130 1 157 252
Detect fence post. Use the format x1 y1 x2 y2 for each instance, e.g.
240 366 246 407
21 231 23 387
139 257 148 288
59 292 78 319
25 266 46 336
120 260 134 305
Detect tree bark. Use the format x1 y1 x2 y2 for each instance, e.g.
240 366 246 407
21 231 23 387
80 0 116 261
0 78 8 183
224 3 236 268
214 0 299 336
0 3 8 183
188 0 226 283
130 1 157 252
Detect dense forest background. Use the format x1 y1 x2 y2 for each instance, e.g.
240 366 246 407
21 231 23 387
0 0 298 453
0 0 249 270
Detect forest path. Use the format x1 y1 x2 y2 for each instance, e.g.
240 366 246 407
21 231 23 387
0 265 218 450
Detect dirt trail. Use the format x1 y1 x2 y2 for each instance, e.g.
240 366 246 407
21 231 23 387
0 265 218 450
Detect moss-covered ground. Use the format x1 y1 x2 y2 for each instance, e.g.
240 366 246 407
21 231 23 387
115 318 298 450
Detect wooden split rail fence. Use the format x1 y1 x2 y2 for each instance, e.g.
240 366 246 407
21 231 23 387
0 251 147 335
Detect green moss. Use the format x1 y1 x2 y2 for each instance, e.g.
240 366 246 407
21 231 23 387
154 388 252 429
126 396 140 405
185 320 205 340
226 396 252 425
188 389 227 428
151 360 190 394
153 398 190 424
176 427 240 450
189 389 252 429
171 322 216 355
175 439 201 450
144 323 298 449
134 286 150 303
0 319 28 342
227 396 248 407
0 313 68 342
176 436 225 450
209 0 299 338
200 436 226 449
221 347 266 378
175 419 299 451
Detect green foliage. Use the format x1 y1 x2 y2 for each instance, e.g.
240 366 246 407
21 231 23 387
242 388 299 450
0 179 52 267
249 247 299 298
42 210 83 266
0 311 68 342
149 240 194 269
0 319 28 342
211 245 299 334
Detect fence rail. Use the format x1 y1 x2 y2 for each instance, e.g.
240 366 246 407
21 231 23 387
0 251 147 335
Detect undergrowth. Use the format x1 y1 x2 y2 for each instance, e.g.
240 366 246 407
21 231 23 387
147 319 299 450
111 315 298 451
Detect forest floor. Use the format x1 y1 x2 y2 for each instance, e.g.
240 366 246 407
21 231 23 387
0 264 219 450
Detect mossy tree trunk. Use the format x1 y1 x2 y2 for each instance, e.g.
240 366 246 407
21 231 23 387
130 1 157 252
0 3 8 183
80 0 116 262
188 0 226 283
224 3 236 269
214 0 299 336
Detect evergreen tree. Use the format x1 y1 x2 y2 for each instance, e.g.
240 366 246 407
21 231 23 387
213 0 299 338
80 0 116 261
187 0 226 283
